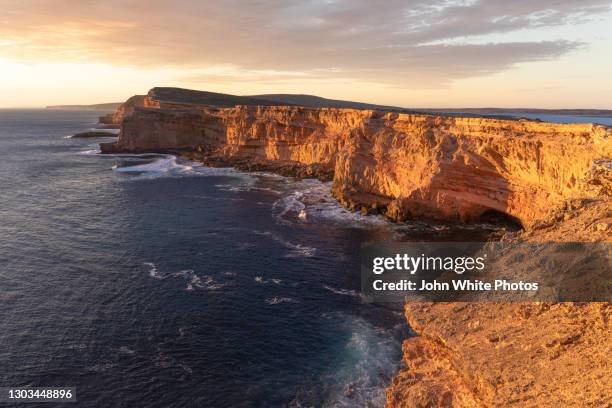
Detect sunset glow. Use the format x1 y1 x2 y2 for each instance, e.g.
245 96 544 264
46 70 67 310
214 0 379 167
2 0 611 108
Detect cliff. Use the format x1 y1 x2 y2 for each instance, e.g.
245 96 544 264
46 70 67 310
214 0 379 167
386 198 611 407
101 102 611 230
101 90 611 407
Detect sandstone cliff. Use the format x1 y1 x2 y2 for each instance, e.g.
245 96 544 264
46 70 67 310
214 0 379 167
386 198 611 407
101 90 611 407
102 100 611 230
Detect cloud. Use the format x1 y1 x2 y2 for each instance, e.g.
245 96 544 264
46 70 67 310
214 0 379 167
0 0 609 86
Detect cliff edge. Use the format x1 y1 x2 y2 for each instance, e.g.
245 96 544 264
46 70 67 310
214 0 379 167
101 92 611 230
101 89 611 407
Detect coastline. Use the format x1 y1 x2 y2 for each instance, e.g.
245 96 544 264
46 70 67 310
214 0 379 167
97 88 611 407
110 147 611 407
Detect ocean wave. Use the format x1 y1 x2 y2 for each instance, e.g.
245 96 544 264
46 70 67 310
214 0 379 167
253 230 316 258
144 262 163 279
113 155 194 176
291 313 405 407
143 262 228 291
111 154 256 183
271 192 305 225
264 296 299 305
79 148 101 155
283 243 316 258
254 276 283 285
322 284 358 297
198 275 227 291
249 186 283 195
118 346 136 355
272 180 388 228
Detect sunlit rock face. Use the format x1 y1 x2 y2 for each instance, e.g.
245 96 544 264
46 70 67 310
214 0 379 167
102 93 610 229
101 89 611 407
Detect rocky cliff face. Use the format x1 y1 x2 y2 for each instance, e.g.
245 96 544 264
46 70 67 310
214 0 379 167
101 90 612 407
386 196 611 407
101 101 611 230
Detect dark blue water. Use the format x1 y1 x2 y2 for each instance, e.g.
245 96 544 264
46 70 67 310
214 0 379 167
0 110 417 407
481 112 612 125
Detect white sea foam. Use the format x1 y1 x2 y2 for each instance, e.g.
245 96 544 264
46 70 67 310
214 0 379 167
253 230 316 258
113 155 193 176
264 296 298 305
118 346 136 355
272 180 388 228
291 313 405 407
249 186 283 195
79 148 101 155
200 275 227 291
284 243 316 258
271 192 305 225
144 262 163 279
322 284 358 297
254 276 283 285
212 175 258 192
173 269 195 277
111 154 256 183
143 262 228 291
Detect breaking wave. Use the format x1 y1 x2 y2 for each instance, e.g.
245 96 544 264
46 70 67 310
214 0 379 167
110 154 258 185
143 262 228 291
291 313 406 407
264 297 299 305
254 276 283 285
253 230 316 258
79 148 101 155
322 284 359 298
272 180 388 228
113 155 195 176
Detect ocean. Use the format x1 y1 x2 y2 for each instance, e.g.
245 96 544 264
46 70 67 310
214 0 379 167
0 109 602 407
475 112 612 126
0 109 413 407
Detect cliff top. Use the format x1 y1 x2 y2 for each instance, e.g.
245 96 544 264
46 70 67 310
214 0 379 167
148 87 418 112
148 87 291 107
148 87 612 118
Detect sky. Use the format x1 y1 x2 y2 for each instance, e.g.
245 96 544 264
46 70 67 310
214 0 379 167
1 0 611 108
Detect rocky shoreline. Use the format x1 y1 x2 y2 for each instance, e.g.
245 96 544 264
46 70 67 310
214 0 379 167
181 151 335 182
71 131 118 138
99 87 611 407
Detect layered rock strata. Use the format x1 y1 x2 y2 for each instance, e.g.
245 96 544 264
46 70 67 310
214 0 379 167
101 102 611 230
386 199 611 407
101 91 611 407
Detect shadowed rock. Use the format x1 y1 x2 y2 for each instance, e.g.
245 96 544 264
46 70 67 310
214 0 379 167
72 131 118 138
